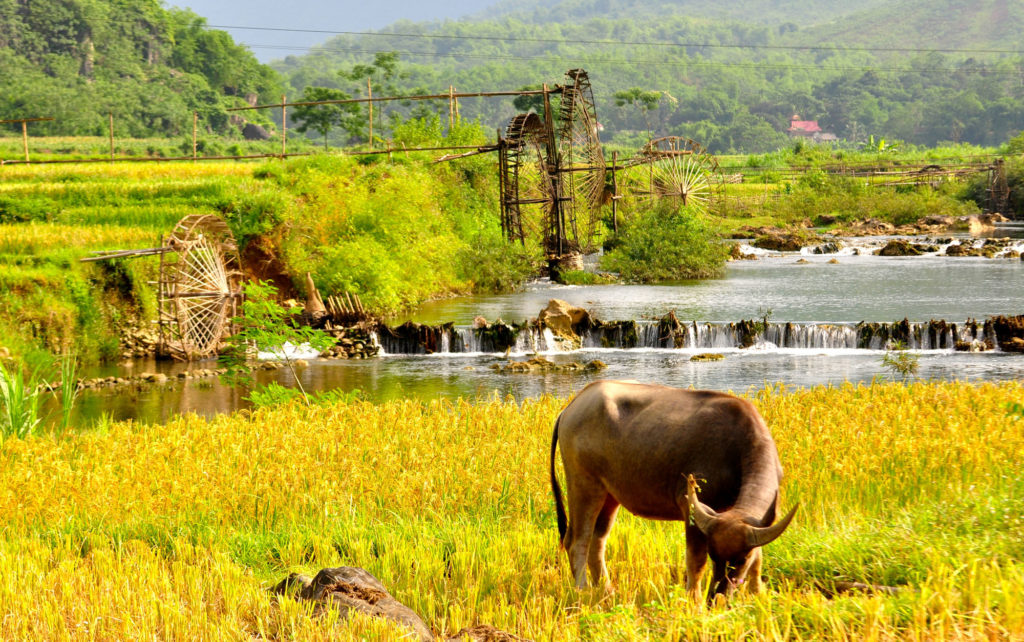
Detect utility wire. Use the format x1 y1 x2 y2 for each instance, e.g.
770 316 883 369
207 23 1024 56
241 42 1024 76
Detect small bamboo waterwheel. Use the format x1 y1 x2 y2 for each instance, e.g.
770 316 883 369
625 136 723 214
157 214 243 360
500 112 556 246
557 69 606 252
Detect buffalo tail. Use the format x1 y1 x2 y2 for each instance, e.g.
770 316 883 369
550 415 567 544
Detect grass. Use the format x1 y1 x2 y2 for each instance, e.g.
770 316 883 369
0 380 1020 639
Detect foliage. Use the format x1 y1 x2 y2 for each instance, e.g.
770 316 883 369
0 360 42 441
1005 131 1024 156
743 172 981 227
291 86 358 149
274 1 1024 153
0 2 281 138
246 381 362 409
457 232 541 293
219 280 334 404
554 270 616 286
601 203 729 282
882 340 920 381
0 381 1022 637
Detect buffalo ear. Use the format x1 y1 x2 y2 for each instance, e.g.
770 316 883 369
687 474 719 534
745 503 798 548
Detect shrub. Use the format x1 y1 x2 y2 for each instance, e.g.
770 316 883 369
600 203 728 282
457 232 541 293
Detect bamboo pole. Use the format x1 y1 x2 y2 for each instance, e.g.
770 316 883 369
281 94 287 157
497 127 506 241
109 113 114 160
22 120 28 162
611 151 618 235
226 88 562 112
448 85 454 130
192 112 197 160
367 78 373 150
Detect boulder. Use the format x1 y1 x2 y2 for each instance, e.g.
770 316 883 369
811 241 843 255
690 353 725 362
728 243 758 260
840 218 895 236
944 243 980 257
964 215 994 235
918 215 954 229
537 299 593 343
988 315 1024 352
273 567 433 642
877 239 924 256
242 123 272 141
752 232 807 252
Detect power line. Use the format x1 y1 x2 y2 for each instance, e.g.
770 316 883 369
241 42 1024 76
206 22 1024 56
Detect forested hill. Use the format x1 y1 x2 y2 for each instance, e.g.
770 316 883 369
477 0 891 28
0 0 281 137
274 0 1024 152
797 0 1024 52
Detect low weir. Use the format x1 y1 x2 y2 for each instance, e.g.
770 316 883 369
373 317 1001 355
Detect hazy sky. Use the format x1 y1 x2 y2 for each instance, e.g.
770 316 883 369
173 1 500 62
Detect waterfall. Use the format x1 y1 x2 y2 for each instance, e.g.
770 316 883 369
372 318 999 355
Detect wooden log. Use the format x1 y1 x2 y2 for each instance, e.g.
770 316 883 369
304 272 326 315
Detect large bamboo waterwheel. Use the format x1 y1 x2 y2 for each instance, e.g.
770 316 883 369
625 136 722 214
557 69 606 252
158 214 242 360
500 113 556 246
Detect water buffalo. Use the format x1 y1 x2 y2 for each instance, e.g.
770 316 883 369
549 380 797 602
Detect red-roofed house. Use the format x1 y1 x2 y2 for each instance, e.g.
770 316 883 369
787 115 837 142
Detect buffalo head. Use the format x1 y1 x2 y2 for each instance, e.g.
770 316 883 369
687 474 797 601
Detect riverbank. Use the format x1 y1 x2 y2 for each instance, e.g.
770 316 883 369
0 143 1017 370
0 147 528 369
2 380 1021 639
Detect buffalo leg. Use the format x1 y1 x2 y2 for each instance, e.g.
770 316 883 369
740 547 762 594
587 495 620 590
684 523 709 602
564 476 606 589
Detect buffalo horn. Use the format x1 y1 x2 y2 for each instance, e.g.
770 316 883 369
745 503 799 548
687 481 720 534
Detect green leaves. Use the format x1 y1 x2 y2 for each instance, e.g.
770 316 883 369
600 203 728 282
219 280 334 404
291 86 358 148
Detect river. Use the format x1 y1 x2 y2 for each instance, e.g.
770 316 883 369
66 227 1024 425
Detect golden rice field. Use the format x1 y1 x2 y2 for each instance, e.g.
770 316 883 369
1 380 1022 640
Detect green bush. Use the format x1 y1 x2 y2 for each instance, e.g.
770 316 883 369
600 203 728 282
457 232 541 293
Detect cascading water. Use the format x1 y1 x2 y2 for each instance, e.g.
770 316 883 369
373 318 996 355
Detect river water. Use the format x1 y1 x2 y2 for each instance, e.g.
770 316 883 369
67 227 1024 425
